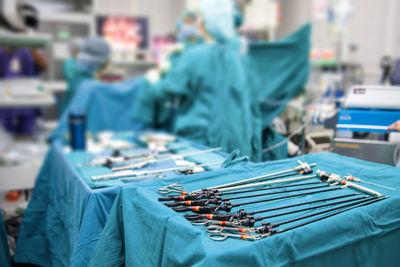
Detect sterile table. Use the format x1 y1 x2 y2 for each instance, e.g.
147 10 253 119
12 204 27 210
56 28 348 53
89 153 400 266
13 137 228 267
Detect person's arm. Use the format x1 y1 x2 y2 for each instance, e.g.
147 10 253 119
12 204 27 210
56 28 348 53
151 50 196 100
388 120 400 132
30 49 48 71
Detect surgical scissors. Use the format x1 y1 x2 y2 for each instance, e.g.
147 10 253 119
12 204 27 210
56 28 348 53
208 229 268 241
157 183 185 194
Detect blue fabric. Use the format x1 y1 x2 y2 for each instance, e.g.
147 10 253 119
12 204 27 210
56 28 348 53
14 137 228 266
246 23 311 130
0 212 11 267
0 48 43 134
246 23 311 161
59 64 93 116
62 58 77 83
52 78 144 142
90 152 400 266
0 48 40 77
0 108 42 135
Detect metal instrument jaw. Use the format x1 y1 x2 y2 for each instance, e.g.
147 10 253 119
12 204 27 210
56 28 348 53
157 183 185 195
207 225 270 241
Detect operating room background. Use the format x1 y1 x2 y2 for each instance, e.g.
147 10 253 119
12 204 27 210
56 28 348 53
277 0 400 85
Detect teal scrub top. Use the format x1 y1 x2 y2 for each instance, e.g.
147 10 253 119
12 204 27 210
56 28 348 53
62 58 76 82
60 62 93 117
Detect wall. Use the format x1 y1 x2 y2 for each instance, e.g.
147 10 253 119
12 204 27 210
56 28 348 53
276 0 400 84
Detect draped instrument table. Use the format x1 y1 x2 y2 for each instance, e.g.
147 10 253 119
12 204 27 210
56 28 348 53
13 136 227 267
90 152 400 267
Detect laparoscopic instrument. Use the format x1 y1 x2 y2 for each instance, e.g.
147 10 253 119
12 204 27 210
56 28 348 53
157 166 383 198
344 174 396 191
170 185 345 213
91 161 223 181
198 195 370 227
164 183 333 208
157 161 317 195
80 146 175 168
111 147 222 172
159 170 383 213
207 196 387 241
183 193 362 222
156 162 389 241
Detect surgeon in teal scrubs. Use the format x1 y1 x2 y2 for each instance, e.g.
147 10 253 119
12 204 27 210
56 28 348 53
62 38 83 83
137 10 205 131
59 37 110 116
133 0 260 161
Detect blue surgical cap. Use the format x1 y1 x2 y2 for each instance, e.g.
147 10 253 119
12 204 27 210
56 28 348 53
77 37 111 73
176 11 202 43
199 0 236 43
175 11 198 30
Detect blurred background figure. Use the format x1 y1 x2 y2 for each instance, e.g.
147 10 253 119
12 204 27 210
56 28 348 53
59 37 110 115
62 37 83 83
133 0 260 160
0 3 47 136
175 11 203 45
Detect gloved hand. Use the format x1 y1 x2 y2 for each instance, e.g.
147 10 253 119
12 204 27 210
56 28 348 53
388 120 400 132
145 68 161 84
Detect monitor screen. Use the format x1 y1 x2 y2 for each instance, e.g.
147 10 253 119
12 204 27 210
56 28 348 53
96 16 148 51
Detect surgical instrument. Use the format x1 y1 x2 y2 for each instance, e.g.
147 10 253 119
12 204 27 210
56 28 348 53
164 184 332 207
344 174 396 191
112 147 222 171
208 196 387 241
183 193 360 222
316 170 383 196
172 186 346 213
191 195 369 227
157 162 317 195
92 161 223 181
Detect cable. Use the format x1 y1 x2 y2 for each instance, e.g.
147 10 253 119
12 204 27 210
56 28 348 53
262 116 312 153
262 88 339 154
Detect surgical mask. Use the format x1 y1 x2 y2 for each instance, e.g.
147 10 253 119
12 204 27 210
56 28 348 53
177 23 201 43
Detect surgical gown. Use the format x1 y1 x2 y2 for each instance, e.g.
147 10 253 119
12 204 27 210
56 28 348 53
62 58 77 83
246 23 311 160
133 41 260 161
143 41 204 131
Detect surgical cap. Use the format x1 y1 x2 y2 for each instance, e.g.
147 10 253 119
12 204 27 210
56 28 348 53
77 37 111 73
199 0 236 43
175 11 198 32
175 11 201 43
